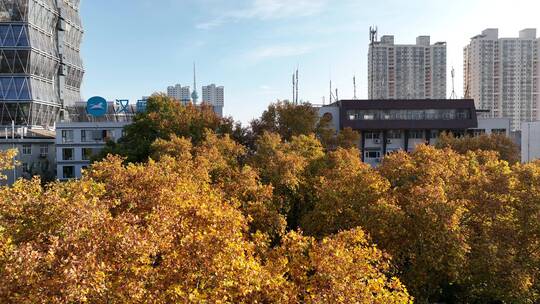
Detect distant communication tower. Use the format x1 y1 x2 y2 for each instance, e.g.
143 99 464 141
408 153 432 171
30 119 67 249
191 62 199 104
353 75 358 99
450 67 458 99
329 80 338 103
292 67 299 105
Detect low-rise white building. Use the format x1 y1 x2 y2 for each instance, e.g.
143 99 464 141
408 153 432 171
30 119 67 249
0 129 56 185
55 101 137 180
473 118 512 136
522 121 540 163
55 121 129 180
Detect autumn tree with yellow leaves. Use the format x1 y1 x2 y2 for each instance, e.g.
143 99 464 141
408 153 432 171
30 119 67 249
0 136 412 303
2 99 538 303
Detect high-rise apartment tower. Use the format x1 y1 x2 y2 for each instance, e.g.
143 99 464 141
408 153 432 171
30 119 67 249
464 28 540 131
167 84 191 105
202 84 224 116
368 34 447 99
0 0 84 128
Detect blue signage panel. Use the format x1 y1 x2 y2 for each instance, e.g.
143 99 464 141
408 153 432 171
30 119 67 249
87 96 108 117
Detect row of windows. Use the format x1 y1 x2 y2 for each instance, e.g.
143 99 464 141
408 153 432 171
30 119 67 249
61 147 97 161
19 144 49 156
364 130 433 140
61 129 118 143
348 109 472 121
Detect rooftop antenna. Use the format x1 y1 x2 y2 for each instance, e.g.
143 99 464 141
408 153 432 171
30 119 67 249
292 73 296 104
295 67 299 105
329 80 333 103
353 75 358 99
291 67 300 105
369 26 378 45
335 88 339 101
369 26 378 99
450 67 458 99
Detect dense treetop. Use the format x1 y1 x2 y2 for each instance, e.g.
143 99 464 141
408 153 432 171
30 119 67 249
0 97 535 303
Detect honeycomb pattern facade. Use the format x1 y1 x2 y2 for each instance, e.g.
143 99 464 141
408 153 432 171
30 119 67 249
0 0 84 128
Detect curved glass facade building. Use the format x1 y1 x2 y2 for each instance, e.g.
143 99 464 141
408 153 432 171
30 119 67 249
0 0 84 128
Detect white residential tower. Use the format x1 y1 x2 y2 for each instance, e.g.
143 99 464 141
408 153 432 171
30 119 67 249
464 28 540 131
202 84 224 116
368 34 447 99
166 84 191 105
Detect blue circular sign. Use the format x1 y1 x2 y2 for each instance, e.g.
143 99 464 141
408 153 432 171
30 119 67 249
87 96 108 117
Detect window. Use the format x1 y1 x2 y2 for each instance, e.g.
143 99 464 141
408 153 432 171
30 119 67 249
22 163 30 174
387 130 402 139
62 166 75 179
386 149 400 155
492 129 507 135
62 148 74 161
88 130 114 142
364 151 382 159
82 148 93 161
346 109 471 121
21 144 31 155
62 130 74 143
39 144 48 157
472 129 486 137
81 130 88 142
365 132 380 139
409 130 424 139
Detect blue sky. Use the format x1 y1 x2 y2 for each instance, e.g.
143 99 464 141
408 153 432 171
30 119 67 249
80 0 540 123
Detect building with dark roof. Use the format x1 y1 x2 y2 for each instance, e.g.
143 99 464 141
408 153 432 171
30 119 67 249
319 99 512 166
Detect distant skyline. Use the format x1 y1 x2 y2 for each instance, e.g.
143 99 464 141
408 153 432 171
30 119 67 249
80 0 540 123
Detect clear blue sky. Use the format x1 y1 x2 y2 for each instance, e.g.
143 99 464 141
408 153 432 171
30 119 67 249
80 0 539 123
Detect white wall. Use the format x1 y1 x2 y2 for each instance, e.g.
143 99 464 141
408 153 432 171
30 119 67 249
522 121 540 163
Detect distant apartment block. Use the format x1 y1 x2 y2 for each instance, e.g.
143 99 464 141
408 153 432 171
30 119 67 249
368 34 447 100
202 84 224 116
167 84 191 105
464 28 540 131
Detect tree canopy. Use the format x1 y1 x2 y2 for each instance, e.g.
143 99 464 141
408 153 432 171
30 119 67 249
436 132 520 164
98 94 234 163
250 100 320 141
1 98 536 303
0 141 411 303
0 149 17 181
